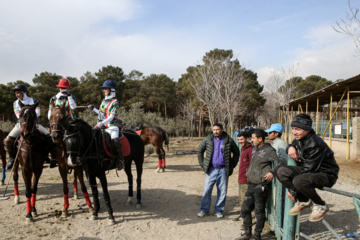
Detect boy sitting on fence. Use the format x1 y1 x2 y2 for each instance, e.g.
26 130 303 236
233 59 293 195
273 113 339 222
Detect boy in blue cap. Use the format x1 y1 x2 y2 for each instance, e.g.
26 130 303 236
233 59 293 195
265 123 287 165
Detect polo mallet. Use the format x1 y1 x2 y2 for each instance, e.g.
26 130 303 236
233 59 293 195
0 138 23 200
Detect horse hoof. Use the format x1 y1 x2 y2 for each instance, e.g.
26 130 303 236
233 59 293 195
89 215 98 221
89 207 95 213
25 217 34 224
73 194 78 200
136 203 142 209
61 211 70 218
14 196 20 205
155 167 160 173
0 181 4 186
107 219 115 225
32 211 38 217
126 197 132 206
159 168 164 173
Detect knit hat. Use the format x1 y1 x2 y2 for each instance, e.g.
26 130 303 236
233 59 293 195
291 114 312 131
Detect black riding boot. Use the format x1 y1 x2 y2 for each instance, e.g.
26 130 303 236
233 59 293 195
45 135 57 168
6 151 16 171
111 138 124 171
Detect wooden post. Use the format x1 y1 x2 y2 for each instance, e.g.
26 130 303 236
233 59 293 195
316 97 319 134
329 93 333 147
347 87 350 160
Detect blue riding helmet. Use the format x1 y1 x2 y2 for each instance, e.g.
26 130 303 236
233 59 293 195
100 80 117 89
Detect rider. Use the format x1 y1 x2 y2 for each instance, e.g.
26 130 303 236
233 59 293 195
4 84 54 170
88 80 124 170
47 78 77 168
48 78 77 123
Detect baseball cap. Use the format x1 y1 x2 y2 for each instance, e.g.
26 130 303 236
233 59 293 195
265 123 283 133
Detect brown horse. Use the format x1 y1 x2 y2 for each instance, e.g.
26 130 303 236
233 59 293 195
13 101 48 223
49 100 94 217
0 129 8 185
137 127 169 173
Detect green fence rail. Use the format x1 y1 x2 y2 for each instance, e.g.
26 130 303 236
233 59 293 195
267 156 360 240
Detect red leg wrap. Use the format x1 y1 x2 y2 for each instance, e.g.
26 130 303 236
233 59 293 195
14 182 19 196
31 193 36 208
26 197 31 213
73 179 78 192
162 159 166 168
83 192 92 206
64 194 69 209
158 160 161 168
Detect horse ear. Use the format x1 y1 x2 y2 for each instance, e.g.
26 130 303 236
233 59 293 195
18 101 24 108
33 100 39 108
50 99 55 109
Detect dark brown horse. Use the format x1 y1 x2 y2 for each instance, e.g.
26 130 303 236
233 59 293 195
13 101 48 223
137 127 169 173
0 129 8 185
65 119 144 224
49 100 94 217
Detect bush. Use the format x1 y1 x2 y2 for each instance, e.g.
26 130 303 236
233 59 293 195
0 120 15 132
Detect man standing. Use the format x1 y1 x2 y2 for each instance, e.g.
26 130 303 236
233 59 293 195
197 123 240 219
273 114 339 222
265 123 287 165
240 129 279 240
235 131 253 221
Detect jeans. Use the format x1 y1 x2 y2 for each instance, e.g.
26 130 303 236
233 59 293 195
200 167 228 214
241 184 270 234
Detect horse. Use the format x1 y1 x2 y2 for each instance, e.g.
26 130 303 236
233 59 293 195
64 119 144 225
137 127 169 173
0 129 8 185
13 101 48 223
49 100 94 217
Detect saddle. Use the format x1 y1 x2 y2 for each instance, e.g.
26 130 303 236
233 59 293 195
98 130 130 158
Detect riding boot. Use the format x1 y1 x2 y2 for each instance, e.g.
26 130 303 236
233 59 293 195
45 135 57 168
4 137 15 171
111 138 124 171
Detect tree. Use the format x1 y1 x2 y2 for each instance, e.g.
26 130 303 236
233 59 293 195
295 75 332 98
187 49 247 133
333 0 360 56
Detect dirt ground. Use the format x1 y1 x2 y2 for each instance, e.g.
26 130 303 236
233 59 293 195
0 137 359 240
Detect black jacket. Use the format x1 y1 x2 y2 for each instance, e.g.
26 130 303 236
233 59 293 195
287 129 339 177
246 143 279 185
197 132 239 176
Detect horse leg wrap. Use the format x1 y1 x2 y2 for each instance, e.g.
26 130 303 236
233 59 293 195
73 179 78 192
158 160 161 168
31 193 36 208
162 159 166 168
26 197 31 214
64 194 69 209
83 192 92 206
2 168 5 181
14 182 19 196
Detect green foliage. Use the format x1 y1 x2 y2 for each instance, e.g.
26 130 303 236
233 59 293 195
78 109 98 127
0 120 15 132
295 75 332 98
95 65 125 103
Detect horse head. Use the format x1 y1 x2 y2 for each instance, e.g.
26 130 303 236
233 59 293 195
19 101 39 139
64 120 93 167
49 100 68 143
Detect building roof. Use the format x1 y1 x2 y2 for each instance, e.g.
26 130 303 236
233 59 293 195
289 74 360 112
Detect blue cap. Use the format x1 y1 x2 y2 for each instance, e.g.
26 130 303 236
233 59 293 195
265 123 283 133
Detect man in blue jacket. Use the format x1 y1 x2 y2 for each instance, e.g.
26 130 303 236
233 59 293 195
197 123 240 219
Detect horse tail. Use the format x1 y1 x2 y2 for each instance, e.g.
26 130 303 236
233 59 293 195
162 129 169 151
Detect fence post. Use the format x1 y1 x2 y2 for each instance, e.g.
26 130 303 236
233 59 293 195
282 156 298 240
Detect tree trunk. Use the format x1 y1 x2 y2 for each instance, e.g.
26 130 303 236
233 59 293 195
164 101 167 121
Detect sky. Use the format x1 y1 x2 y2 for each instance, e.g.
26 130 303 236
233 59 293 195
1 0 359 87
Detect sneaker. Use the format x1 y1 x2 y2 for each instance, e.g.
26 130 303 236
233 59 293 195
289 199 312 216
214 212 224 218
236 233 252 240
309 203 329 222
197 211 207 218
253 232 262 240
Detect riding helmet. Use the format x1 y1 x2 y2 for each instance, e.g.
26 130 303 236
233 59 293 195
12 84 29 95
100 80 117 89
56 78 71 88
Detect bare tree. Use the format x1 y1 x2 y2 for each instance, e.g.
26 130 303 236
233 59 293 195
179 98 197 138
333 0 360 56
264 64 299 142
188 55 246 133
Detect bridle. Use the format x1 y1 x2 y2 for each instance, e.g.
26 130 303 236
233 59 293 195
20 107 37 138
50 106 68 138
